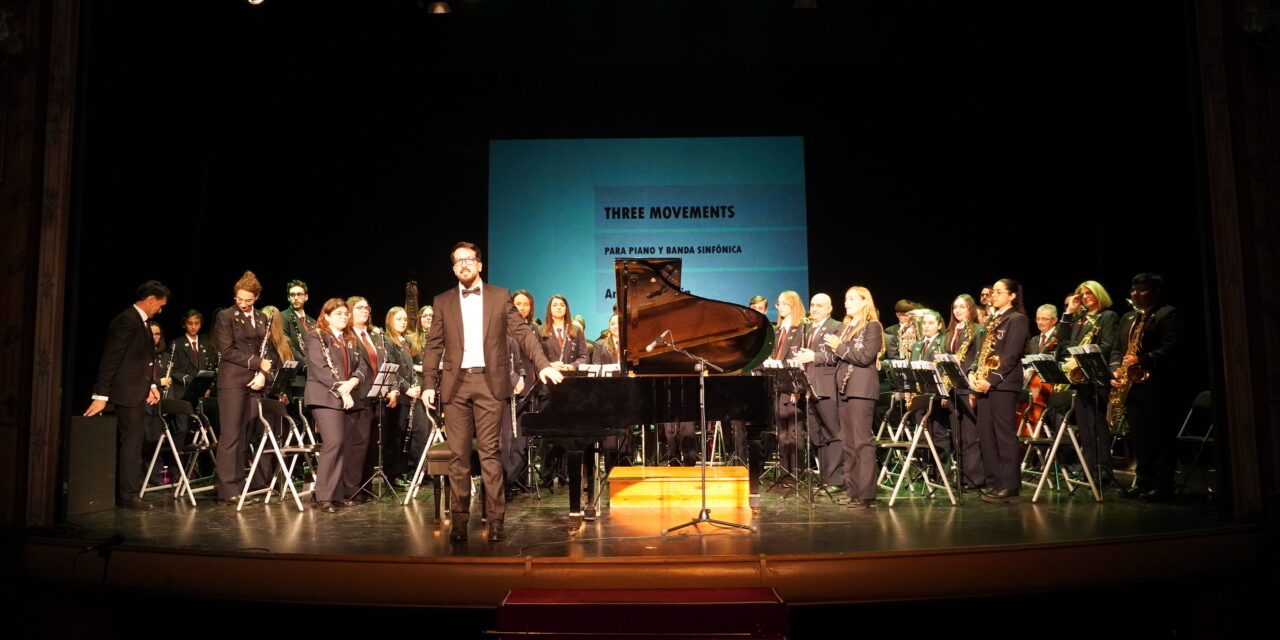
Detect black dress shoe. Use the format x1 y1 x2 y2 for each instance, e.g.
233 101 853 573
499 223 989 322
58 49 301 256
450 520 468 542
120 497 154 510
488 520 505 542
980 489 1020 503
217 496 255 507
1139 488 1172 502
315 501 338 513
1122 487 1145 499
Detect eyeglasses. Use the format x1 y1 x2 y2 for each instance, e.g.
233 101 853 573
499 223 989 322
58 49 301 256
289 292 307 298
453 257 479 265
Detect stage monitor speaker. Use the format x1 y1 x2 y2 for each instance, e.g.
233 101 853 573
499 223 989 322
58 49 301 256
66 415 117 516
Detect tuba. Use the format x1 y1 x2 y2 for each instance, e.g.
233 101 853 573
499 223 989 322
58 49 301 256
1106 301 1150 430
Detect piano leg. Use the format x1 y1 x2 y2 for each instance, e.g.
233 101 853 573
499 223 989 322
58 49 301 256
584 445 597 521
567 449 584 531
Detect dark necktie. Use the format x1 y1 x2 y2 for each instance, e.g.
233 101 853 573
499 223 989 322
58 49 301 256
361 331 378 370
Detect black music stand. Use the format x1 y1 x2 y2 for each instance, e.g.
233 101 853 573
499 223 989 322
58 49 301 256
933 355 971 499
179 370 219 481
1070 344 1115 489
758 365 808 495
658 334 755 535
355 362 401 502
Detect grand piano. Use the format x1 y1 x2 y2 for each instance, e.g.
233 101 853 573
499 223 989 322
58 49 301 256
518 258 776 526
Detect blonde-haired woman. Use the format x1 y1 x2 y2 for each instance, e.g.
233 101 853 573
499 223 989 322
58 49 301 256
1057 280 1119 485
814 286 884 509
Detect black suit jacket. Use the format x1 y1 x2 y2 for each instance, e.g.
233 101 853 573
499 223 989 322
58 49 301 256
979 310 1030 392
1109 303 1183 374
304 330 370 410
589 336 620 365
803 317 843 399
280 307 313 387
816 320 884 400
422 282 551 403
213 307 270 389
540 325 590 366
92 307 157 408
170 334 217 388
1055 309 1119 363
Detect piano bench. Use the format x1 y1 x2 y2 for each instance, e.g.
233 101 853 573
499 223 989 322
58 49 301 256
426 440 483 521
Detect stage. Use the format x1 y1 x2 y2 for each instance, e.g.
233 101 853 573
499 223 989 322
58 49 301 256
18 477 1260 610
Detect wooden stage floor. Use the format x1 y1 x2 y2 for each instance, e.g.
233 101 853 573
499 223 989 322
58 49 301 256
18 475 1263 611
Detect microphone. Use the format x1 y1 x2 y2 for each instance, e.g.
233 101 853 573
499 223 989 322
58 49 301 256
645 330 671 352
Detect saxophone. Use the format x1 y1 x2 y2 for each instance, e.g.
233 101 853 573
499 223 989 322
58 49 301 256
1063 313 1101 384
968 314 1005 391
1107 303 1150 430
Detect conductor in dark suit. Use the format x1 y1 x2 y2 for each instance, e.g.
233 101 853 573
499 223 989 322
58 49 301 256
84 280 170 510
422 242 563 542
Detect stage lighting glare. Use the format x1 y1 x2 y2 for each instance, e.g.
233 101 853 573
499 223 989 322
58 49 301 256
247 0 265 5
428 2 451 13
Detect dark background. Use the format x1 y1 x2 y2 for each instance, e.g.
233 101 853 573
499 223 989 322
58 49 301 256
66 0 1209 403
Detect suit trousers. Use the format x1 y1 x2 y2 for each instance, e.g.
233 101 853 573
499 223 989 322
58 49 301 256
775 394 800 473
312 406 359 502
116 403 148 501
215 388 259 499
952 393 985 486
839 397 877 500
1126 383 1177 492
975 390 1020 491
343 404 373 499
808 396 845 486
443 371 506 523
1075 385 1112 480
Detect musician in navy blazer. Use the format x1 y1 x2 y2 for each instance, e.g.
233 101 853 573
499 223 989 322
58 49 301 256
212 271 273 503
968 278 1031 502
813 286 884 508
421 242 561 541
84 281 170 509
304 298 370 512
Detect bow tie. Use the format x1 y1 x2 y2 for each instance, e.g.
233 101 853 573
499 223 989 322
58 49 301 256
461 287 481 298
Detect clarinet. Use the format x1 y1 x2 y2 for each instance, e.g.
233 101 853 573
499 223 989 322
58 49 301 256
253 311 275 389
318 332 346 399
162 342 177 399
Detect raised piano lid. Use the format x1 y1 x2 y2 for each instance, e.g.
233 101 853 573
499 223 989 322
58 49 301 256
614 258 775 376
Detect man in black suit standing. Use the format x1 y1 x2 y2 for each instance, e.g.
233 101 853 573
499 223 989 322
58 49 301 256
84 280 170 510
422 242 563 542
280 280 313 404
1110 273 1184 501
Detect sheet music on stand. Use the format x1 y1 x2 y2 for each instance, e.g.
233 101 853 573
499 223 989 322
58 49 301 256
1022 354 1071 386
578 364 622 378
760 361 808 395
933 355 971 394
1068 344 1113 386
883 359 917 394
366 363 401 399
910 361 949 396
265 360 300 397
181 370 216 404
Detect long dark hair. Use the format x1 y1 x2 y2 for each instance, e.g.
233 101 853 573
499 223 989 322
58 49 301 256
513 290 536 324
541 294 579 339
997 278 1026 314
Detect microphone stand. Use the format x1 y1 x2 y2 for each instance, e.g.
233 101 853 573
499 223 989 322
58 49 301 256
658 333 756 535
